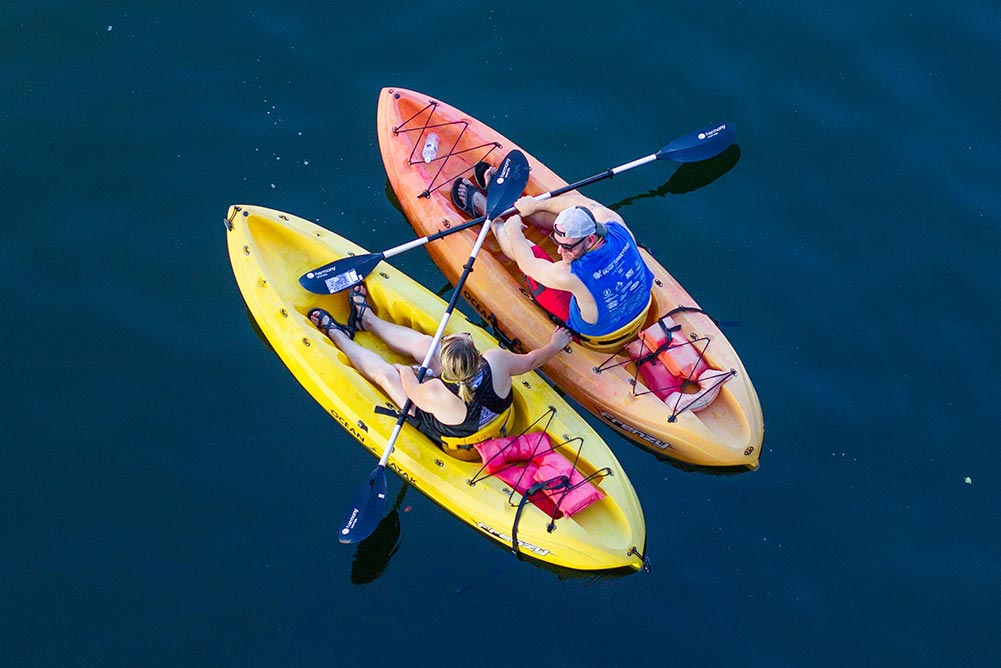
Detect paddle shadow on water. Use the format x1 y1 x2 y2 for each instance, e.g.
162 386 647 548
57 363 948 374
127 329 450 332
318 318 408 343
350 483 408 585
608 144 741 212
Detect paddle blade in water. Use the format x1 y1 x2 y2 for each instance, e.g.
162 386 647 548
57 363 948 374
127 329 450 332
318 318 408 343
485 150 530 218
299 253 383 295
338 466 389 544
656 122 735 163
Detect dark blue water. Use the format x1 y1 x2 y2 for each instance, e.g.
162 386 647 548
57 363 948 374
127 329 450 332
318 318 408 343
4 2 999 665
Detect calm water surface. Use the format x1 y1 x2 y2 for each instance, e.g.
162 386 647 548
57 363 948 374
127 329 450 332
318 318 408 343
3 2 999 665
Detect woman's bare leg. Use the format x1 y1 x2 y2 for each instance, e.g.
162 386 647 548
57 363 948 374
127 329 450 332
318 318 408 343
310 311 410 408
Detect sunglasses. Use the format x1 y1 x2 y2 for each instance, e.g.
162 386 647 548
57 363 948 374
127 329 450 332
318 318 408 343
550 232 588 251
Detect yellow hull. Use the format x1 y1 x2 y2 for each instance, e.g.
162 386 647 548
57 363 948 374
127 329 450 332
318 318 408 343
225 204 646 571
377 87 764 469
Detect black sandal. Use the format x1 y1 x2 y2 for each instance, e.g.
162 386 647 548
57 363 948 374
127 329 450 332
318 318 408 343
450 178 481 217
472 161 495 190
308 308 354 340
348 283 371 332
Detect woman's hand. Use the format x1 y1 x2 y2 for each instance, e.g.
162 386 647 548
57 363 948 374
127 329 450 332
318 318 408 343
396 364 432 379
550 326 573 350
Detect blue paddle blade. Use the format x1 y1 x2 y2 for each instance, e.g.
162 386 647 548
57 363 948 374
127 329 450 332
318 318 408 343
485 150 530 218
338 466 389 544
299 253 383 294
656 122 735 163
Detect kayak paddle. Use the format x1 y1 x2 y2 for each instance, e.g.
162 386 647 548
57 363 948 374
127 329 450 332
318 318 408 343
338 150 531 544
299 121 734 295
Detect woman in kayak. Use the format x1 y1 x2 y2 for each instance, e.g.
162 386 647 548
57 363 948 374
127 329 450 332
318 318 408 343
308 283 572 454
454 175 654 348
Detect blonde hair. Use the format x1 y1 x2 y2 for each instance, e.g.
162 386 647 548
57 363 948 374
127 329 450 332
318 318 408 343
439 334 481 403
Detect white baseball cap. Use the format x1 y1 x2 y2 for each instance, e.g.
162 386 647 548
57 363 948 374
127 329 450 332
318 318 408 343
553 206 597 238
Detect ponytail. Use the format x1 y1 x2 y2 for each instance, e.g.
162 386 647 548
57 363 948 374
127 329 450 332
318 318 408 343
440 334 481 404
452 378 475 404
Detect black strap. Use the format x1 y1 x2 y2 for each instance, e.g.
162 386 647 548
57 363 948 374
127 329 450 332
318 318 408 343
632 320 679 367
374 405 400 418
510 476 570 559
633 306 718 365
663 305 720 326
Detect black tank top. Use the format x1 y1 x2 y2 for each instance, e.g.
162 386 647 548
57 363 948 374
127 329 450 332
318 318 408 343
410 359 513 444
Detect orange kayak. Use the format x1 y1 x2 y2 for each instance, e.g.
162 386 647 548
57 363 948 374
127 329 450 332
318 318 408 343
377 87 764 469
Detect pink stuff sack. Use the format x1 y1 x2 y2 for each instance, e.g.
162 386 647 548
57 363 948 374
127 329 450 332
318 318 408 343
626 316 728 412
473 432 604 517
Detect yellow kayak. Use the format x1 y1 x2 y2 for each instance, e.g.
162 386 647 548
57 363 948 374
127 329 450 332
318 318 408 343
377 87 764 469
225 204 646 571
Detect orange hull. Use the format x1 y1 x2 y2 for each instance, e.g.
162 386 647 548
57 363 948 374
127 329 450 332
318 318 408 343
377 87 763 469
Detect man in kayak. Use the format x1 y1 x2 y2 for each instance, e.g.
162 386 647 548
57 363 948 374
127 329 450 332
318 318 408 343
307 283 572 453
453 176 654 344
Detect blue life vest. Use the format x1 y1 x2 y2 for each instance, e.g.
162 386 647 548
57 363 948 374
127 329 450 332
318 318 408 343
567 222 654 336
